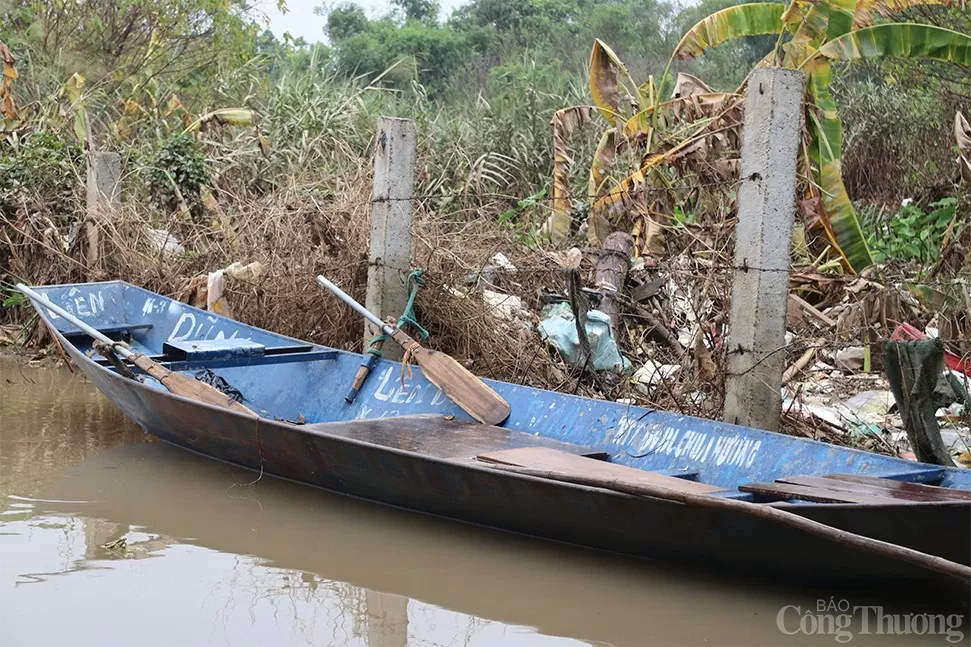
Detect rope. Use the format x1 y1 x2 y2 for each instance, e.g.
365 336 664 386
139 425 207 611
365 268 428 360
397 269 429 340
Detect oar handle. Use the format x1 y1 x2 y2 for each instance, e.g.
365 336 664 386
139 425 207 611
16 283 133 359
316 275 395 337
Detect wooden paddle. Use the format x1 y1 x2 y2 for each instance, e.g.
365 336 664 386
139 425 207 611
316 275 511 426
17 284 257 418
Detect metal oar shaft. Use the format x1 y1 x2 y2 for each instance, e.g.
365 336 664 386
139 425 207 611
315 276 394 336
16 283 133 358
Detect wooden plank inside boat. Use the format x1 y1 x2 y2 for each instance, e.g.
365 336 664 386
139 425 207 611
302 415 607 460
739 481 913 505
821 474 971 502
775 475 953 503
476 447 724 495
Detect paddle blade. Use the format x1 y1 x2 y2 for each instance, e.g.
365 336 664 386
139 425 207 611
412 346 511 426
130 354 258 417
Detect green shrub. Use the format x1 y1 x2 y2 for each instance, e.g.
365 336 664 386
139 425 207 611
866 198 961 265
0 131 83 220
148 132 209 218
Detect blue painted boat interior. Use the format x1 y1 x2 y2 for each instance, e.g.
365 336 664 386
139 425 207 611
33 280 971 494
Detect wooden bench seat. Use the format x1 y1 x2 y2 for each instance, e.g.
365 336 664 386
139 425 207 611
63 322 153 339
740 481 908 504
475 447 725 495
815 474 971 502
740 473 971 505
302 415 608 460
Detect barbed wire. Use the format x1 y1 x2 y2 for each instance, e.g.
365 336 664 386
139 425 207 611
360 177 745 205
651 264 970 289
728 338 971 356
445 259 969 289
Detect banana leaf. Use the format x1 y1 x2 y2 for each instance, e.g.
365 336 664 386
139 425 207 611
789 3 830 48
588 128 621 245
547 106 594 242
673 3 787 59
622 92 740 139
826 0 858 41
589 39 640 124
588 128 618 199
185 108 258 133
781 0 811 34
805 58 874 272
65 73 89 142
819 23 971 62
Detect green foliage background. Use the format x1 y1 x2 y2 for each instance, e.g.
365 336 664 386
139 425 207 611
0 0 968 240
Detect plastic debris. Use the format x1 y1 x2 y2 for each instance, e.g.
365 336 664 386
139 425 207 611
633 360 681 395
842 390 896 423
225 261 264 282
207 270 228 316
194 369 244 403
835 346 866 372
537 302 628 373
468 252 518 286
145 228 185 255
783 388 895 434
206 261 264 319
488 253 517 274
482 289 523 320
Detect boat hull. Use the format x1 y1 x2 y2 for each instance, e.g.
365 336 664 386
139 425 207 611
58 337 969 591
23 280 970 591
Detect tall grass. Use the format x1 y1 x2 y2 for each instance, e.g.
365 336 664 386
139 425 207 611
0 52 594 392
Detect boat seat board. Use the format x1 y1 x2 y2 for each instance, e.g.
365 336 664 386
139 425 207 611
475 447 725 495
741 473 971 505
301 415 608 460
818 474 971 502
63 323 153 339
163 339 266 361
739 481 912 505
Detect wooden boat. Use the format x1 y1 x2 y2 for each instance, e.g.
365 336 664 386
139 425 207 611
23 280 971 589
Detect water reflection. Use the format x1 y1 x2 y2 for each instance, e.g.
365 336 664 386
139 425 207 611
0 358 965 646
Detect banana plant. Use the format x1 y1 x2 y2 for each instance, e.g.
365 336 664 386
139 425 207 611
547 40 745 254
671 0 971 272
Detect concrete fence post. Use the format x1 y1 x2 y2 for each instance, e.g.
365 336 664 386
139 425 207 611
723 69 806 431
365 117 417 360
85 151 122 269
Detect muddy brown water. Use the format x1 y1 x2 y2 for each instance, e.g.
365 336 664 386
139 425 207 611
0 357 967 646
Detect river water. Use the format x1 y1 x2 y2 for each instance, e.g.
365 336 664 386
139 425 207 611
0 356 966 646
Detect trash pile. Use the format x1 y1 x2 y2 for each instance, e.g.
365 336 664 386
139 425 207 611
440 237 970 468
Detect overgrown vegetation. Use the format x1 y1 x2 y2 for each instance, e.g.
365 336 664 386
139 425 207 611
0 0 969 441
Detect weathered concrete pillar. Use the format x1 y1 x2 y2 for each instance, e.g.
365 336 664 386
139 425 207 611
85 151 121 269
723 69 805 431
365 117 417 360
